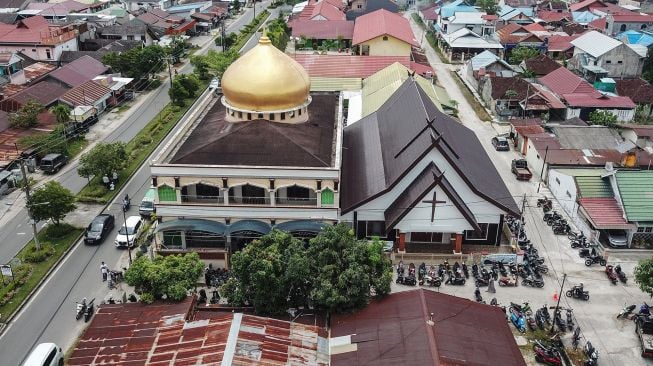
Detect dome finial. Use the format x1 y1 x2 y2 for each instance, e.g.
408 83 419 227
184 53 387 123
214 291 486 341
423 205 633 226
259 26 271 44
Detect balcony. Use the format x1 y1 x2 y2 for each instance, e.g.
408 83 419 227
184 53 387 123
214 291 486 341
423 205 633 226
275 197 318 206
229 196 271 205
181 194 224 204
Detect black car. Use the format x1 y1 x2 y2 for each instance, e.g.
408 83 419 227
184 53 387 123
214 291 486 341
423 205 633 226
491 136 510 151
84 214 115 244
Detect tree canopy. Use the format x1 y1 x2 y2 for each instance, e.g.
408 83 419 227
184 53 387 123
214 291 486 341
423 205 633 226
195 49 239 78
267 17 290 51
588 110 618 127
103 45 166 80
9 100 43 129
169 79 189 106
220 224 392 315
29 181 76 225
643 48 653 83
77 142 127 180
509 46 540 64
125 252 204 303
635 258 653 298
50 104 71 125
477 0 498 15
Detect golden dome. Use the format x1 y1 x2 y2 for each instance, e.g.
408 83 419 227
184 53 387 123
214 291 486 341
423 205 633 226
221 35 310 111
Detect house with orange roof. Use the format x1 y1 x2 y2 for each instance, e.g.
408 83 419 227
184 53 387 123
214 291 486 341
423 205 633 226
352 9 418 56
0 16 78 62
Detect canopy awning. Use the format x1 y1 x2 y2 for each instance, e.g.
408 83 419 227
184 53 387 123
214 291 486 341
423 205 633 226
274 220 326 234
155 219 227 235
226 220 272 236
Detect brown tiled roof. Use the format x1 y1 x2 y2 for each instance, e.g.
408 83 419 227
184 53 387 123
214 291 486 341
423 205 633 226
331 289 526 366
48 55 108 87
615 78 653 105
1 81 69 110
562 23 587 35
290 20 355 40
59 80 111 106
352 9 418 46
523 54 561 76
488 76 530 100
340 78 519 215
170 95 338 168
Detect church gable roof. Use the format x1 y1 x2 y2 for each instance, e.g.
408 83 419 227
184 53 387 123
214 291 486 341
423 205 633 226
340 79 519 215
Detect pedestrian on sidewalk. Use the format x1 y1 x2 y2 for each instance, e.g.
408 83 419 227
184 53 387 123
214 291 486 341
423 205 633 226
101 262 108 282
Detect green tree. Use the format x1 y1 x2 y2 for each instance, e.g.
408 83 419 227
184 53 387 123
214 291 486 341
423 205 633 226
191 55 210 80
28 181 76 225
231 0 241 13
635 258 653 298
50 104 71 125
103 45 166 80
588 110 618 127
476 0 498 14
125 252 204 301
643 48 653 83
9 100 44 129
177 74 201 97
509 46 540 64
307 224 392 313
77 142 127 180
166 36 186 64
200 49 240 77
267 17 290 51
168 79 189 106
18 126 70 157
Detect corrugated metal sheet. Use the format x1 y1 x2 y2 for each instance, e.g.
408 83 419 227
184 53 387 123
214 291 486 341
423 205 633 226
551 168 612 198
579 197 629 228
570 30 621 58
616 171 653 222
310 77 361 91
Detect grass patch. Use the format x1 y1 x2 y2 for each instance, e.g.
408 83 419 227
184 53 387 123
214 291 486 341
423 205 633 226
66 137 88 159
233 10 270 51
0 224 83 323
77 79 210 203
412 13 425 27
115 104 131 113
449 70 493 122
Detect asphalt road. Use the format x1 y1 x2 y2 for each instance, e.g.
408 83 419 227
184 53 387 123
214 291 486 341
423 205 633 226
0 4 276 364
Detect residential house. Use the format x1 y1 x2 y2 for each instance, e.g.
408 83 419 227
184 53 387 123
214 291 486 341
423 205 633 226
447 11 495 36
537 0 569 12
606 13 653 36
621 124 653 149
495 23 544 54
47 55 108 88
299 0 345 21
616 29 653 47
135 8 196 36
290 20 355 48
419 3 439 27
93 74 135 106
346 0 399 21
165 1 213 19
545 34 580 60
331 289 526 366
291 54 432 80
505 0 536 7
498 5 535 25
0 52 24 85
0 16 78 62
440 28 503 62
96 19 154 45
538 66 636 121
537 10 572 28
58 79 112 114
569 0 615 12
0 80 70 112
480 76 565 118
352 9 418 56
569 31 645 80
520 54 561 76
572 10 600 26
547 167 653 249
59 39 144 64
436 0 478 34
122 0 171 12
615 79 653 115
463 50 515 89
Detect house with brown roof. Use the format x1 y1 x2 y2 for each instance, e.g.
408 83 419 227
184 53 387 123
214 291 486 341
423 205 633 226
135 8 197 36
480 76 565 119
520 54 561 76
58 80 111 114
621 124 653 149
0 16 78 62
352 9 418 56
419 3 439 27
0 80 69 112
46 55 108 87
290 20 355 46
495 23 544 52
331 289 526 366
545 34 579 60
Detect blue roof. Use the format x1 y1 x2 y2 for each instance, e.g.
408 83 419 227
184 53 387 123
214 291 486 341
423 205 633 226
572 11 599 24
470 50 505 71
166 2 209 11
498 5 534 18
440 0 478 18
616 30 653 47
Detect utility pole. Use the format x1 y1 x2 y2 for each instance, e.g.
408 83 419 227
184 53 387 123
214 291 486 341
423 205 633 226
519 193 527 238
167 57 174 88
18 158 41 250
537 145 549 193
221 17 226 52
550 273 567 334
253 0 256 20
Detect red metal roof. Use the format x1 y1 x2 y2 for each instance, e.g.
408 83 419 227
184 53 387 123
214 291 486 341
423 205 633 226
59 80 111 106
331 289 526 366
537 10 572 22
68 299 328 366
49 55 108 87
545 34 579 51
588 17 607 30
310 0 346 20
352 9 418 46
291 20 355 39
1 80 69 110
611 13 653 22
569 0 606 11
292 54 430 78
515 125 546 136
579 197 629 228
564 93 636 108
420 5 439 21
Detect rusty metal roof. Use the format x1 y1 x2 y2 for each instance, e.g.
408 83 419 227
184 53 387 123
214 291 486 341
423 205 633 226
69 298 328 366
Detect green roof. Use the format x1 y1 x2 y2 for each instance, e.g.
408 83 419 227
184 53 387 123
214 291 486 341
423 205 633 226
616 171 653 222
555 168 613 198
310 77 361 92
360 62 451 117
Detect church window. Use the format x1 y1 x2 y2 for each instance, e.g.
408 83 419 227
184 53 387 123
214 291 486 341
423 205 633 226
238 111 242 118
281 112 286 120
258 113 264 119
383 36 388 41
298 108 302 116
247 113 251 119
269 113 275 120
158 185 177 202
465 223 489 240
321 188 334 205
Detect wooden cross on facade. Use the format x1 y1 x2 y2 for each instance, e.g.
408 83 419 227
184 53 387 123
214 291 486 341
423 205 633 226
423 171 446 222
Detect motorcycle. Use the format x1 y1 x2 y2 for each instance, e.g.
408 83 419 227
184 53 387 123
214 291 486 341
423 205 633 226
421 270 442 287
566 308 574 331
615 264 627 283
568 231 586 241
472 263 479 277
418 262 427 283
445 272 466 285
571 238 589 249
578 246 597 258
408 263 416 278
585 254 607 267
397 261 405 277
640 303 651 316
572 327 581 349
498 275 518 287
83 298 95 322
462 262 469 279
617 304 636 319
552 223 572 235
474 287 483 303
533 340 562 365
396 273 417 286
526 312 537 331
537 197 551 208
122 194 131 211
533 264 549 274
585 341 599 366
566 284 590 301
509 306 526 332
75 298 88 320
605 265 618 285
554 308 566 332
510 302 532 315
536 307 549 330
522 275 545 288
475 275 489 287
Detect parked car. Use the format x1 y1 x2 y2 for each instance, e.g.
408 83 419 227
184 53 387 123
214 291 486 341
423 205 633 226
492 136 510 151
511 159 532 181
605 229 628 248
139 188 156 217
114 215 143 248
23 342 63 366
39 153 68 174
84 214 115 245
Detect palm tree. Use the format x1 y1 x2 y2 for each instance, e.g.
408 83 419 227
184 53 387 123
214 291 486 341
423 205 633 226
50 104 71 125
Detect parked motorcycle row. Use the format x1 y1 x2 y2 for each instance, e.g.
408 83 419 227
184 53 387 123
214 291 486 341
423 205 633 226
505 215 548 288
396 260 469 287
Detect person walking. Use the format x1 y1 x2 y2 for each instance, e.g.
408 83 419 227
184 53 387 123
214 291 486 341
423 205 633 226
101 262 108 282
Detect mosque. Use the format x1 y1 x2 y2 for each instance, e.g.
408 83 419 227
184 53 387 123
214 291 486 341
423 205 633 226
149 33 518 266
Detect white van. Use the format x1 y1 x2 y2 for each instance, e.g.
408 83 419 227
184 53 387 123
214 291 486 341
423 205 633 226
23 342 63 366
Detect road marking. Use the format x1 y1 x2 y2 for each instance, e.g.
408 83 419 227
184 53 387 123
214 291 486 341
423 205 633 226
16 232 25 235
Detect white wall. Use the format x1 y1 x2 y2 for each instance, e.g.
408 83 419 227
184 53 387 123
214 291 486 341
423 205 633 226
547 169 578 217
524 139 546 180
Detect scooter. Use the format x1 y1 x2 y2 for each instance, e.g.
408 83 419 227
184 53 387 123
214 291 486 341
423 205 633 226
462 262 469 279
533 340 562 365
75 298 88 320
566 308 574 331
475 275 489 287
572 327 581 349
585 341 599 366
397 261 405 276
554 308 566 332
122 194 131 211
396 273 417 286
568 231 585 241
510 302 532 315
510 306 526 332
617 304 636 319
537 197 551 208
526 312 537 331
605 265 618 285
615 265 627 283
422 270 442 287
585 254 607 267
498 275 518 287
84 298 95 323
445 272 466 285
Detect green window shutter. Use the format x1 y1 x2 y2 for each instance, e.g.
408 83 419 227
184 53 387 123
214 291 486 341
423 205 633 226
158 185 177 202
321 188 334 205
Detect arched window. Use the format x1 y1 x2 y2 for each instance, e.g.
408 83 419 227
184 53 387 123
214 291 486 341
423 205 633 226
642 24 648 30
321 188 334 205
620 24 627 32
158 185 177 202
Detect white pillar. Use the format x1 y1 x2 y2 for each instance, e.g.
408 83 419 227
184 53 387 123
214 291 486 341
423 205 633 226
222 188 229 205
270 190 276 206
